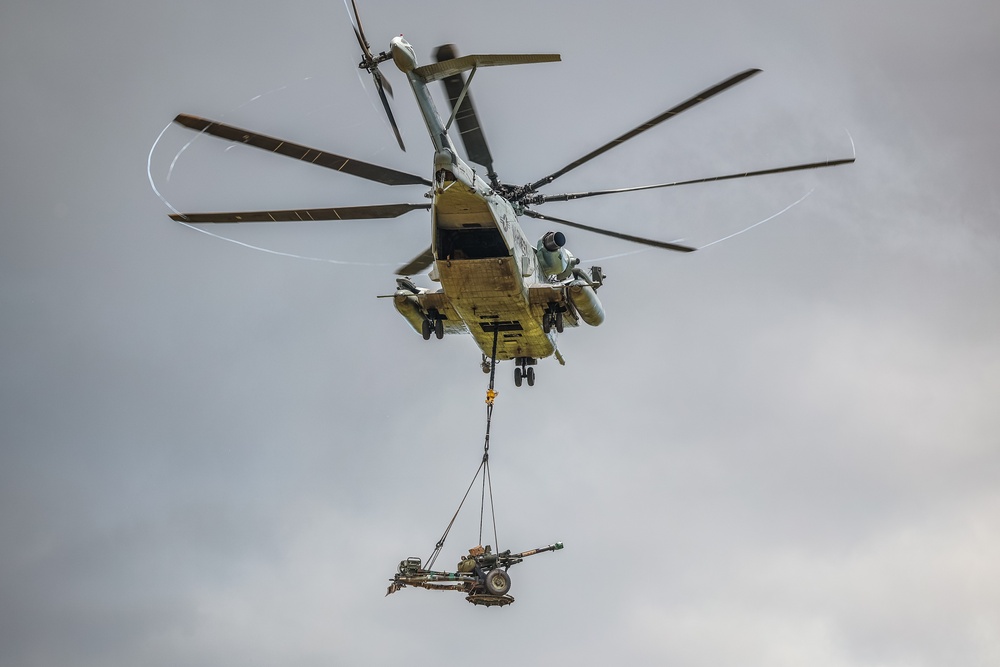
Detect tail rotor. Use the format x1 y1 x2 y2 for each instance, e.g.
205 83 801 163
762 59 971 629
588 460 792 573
345 0 405 151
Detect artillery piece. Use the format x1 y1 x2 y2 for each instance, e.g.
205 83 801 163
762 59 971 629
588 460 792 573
386 542 563 607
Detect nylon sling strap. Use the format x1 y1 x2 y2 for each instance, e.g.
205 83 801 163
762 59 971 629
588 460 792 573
425 323 501 570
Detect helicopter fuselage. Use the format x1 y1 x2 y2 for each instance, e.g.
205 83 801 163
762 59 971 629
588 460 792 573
389 37 597 365
163 20 854 384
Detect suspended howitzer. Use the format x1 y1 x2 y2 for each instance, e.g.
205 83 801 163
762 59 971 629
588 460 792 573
386 541 564 607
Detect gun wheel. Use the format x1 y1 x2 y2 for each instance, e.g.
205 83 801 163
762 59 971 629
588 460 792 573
484 568 512 596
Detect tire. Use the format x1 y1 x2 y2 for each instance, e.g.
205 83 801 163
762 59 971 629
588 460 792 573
526 367 535 386
421 319 431 340
542 313 551 334
434 317 444 339
555 311 564 333
514 367 522 387
484 568 511 596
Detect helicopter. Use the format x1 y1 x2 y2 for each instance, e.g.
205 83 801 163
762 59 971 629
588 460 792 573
165 1 854 387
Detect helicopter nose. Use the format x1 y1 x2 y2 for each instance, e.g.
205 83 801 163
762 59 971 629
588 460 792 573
390 36 417 73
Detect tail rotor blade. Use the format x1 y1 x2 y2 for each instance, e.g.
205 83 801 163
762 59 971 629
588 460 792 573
352 25 369 60
348 0 373 60
374 73 405 151
376 68 394 98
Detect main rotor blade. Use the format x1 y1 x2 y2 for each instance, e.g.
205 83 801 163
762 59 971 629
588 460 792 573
522 209 696 253
535 157 857 204
527 68 761 192
373 73 405 151
396 246 435 275
174 115 427 186
170 203 431 224
434 44 495 180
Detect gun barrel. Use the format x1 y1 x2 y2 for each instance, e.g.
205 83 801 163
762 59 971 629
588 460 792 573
511 542 564 559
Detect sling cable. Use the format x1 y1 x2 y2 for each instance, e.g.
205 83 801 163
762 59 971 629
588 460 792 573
385 324 563 606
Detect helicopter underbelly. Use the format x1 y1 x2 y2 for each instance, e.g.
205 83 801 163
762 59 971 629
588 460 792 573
436 257 555 361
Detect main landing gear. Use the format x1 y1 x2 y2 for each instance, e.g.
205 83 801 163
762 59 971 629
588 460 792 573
542 304 564 334
421 309 444 340
480 351 538 388
513 357 536 387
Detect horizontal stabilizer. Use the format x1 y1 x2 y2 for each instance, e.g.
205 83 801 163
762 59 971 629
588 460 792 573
414 53 560 82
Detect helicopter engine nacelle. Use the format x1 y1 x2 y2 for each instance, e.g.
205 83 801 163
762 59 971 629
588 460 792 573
567 279 605 327
535 231 579 280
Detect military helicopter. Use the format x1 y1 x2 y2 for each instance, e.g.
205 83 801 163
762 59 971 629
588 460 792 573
165 1 854 387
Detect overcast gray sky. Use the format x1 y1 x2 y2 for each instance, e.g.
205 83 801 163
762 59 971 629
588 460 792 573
2 1 999 665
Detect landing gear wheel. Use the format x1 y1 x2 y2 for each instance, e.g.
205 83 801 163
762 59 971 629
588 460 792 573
434 317 444 339
421 319 432 340
514 367 523 387
555 311 564 333
484 568 511 596
542 312 552 334
526 367 535 387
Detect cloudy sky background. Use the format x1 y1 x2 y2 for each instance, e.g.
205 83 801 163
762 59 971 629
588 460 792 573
2 0 999 665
